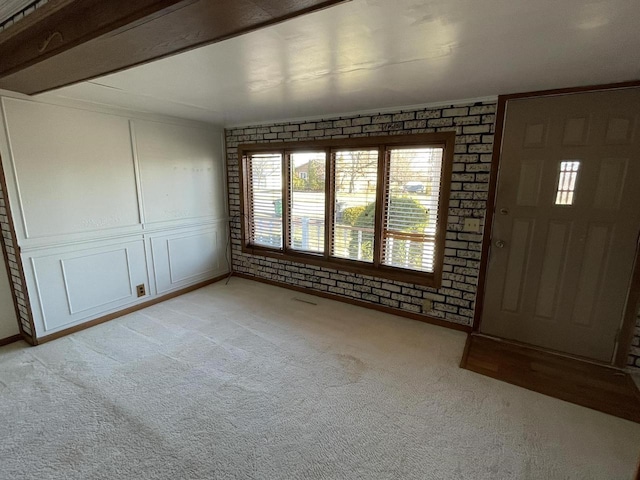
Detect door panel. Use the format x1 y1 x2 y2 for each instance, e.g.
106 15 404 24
594 158 628 209
562 116 590 145
500 219 533 313
481 88 640 362
516 160 544 206
535 221 570 320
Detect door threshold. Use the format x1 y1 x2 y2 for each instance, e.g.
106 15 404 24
465 333 624 370
461 333 640 423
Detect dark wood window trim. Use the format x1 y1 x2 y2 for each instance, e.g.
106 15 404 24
238 132 455 287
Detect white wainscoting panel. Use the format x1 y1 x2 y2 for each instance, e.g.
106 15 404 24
0 93 228 339
150 224 226 295
1 98 141 240
28 239 148 333
134 119 226 225
168 231 218 283
61 248 133 315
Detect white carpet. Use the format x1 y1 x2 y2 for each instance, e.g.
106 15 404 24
1 277 638 479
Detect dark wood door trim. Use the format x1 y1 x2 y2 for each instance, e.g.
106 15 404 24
473 94 507 331
615 239 640 368
473 80 640 368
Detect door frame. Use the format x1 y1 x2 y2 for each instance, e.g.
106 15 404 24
473 80 640 368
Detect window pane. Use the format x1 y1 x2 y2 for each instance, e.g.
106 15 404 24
248 153 283 248
381 147 443 273
555 160 580 205
289 152 326 253
332 150 379 262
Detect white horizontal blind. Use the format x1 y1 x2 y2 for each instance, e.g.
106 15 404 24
332 149 379 262
381 147 444 272
247 153 283 248
0 0 37 24
289 152 326 253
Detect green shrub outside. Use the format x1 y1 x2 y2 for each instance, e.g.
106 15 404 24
349 196 428 265
341 206 365 226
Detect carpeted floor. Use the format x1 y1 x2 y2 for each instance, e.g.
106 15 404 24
1 277 639 479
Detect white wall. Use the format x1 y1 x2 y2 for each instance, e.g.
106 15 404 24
0 258 19 339
0 95 228 339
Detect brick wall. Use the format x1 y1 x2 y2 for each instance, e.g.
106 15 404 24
628 307 640 370
225 100 640 371
226 101 496 328
0 181 35 342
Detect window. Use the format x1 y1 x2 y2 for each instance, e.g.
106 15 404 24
382 147 443 273
240 133 454 286
333 149 378 262
289 152 326 253
246 153 283 248
555 160 580 205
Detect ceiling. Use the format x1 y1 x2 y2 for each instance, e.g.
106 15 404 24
40 0 640 127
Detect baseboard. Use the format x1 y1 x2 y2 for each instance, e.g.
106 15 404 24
37 273 229 344
0 333 23 347
232 272 472 333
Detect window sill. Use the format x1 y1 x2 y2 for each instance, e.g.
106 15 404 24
243 244 441 288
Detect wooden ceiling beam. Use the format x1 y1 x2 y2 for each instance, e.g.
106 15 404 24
0 0 349 95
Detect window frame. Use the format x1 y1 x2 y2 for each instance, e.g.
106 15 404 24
239 132 455 287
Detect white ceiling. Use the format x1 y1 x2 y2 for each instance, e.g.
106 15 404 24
41 0 640 127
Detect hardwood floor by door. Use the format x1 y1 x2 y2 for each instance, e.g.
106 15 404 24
461 333 640 423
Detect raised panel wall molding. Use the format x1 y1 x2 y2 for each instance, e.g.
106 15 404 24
149 223 227 295
0 95 228 338
27 238 148 333
167 231 219 285
133 118 225 225
60 247 134 316
19 216 229 252
18 225 146 252
1 97 142 243
141 216 227 234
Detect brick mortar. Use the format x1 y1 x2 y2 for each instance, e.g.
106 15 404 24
0 181 35 341
226 101 495 328
628 306 640 371
224 101 640 369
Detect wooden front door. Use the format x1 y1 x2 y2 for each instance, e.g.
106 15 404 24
480 88 640 362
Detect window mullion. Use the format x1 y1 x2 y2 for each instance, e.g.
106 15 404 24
372 147 388 267
282 150 290 253
325 148 334 260
243 153 253 247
